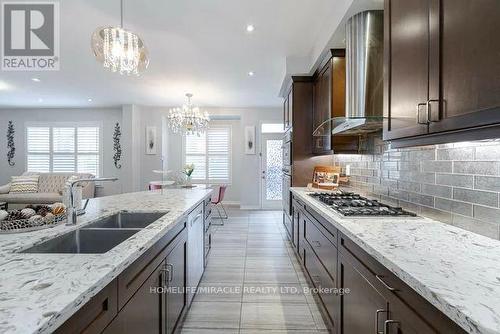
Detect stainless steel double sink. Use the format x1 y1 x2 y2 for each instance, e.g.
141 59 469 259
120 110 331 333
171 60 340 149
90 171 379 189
22 212 168 254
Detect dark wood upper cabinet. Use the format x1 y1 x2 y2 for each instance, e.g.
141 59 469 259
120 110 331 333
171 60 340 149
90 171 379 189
383 0 430 140
429 0 500 134
384 0 500 146
313 49 359 154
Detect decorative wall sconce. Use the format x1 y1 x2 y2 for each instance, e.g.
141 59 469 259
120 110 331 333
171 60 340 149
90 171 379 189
113 122 122 169
6 121 15 166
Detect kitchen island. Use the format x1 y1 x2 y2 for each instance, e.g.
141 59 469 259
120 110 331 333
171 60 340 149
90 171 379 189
0 188 213 334
290 187 500 334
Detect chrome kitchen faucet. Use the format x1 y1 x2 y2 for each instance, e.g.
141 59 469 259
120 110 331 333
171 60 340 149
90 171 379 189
66 177 118 226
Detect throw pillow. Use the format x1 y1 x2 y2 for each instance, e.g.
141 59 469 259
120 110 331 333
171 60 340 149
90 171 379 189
10 175 39 193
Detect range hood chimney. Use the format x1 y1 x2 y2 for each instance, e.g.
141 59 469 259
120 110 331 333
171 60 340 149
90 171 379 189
332 10 384 136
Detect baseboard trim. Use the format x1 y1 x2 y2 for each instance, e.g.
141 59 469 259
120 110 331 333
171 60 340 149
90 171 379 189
221 201 240 206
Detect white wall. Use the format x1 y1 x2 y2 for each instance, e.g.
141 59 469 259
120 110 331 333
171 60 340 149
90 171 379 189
0 107 123 196
0 105 281 207
164 107 282 208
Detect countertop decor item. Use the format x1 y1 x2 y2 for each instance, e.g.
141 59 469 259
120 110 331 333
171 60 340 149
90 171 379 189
182 164 195 187
0 204 67 233
91 0 149 75
6 121 15 166
244 126 256 154
168 93 210 136
113 122 122 168
312 166 341 190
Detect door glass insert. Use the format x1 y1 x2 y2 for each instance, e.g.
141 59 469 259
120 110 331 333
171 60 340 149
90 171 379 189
265 140 283 200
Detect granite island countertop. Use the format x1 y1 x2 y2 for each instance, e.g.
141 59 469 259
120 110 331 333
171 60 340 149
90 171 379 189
291 187 500 334
0 188 213 334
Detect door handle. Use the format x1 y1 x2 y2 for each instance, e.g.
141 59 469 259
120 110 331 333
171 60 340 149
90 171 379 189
384 320 400 334
416 102 428 124
375 309 388 334
160 267 169 286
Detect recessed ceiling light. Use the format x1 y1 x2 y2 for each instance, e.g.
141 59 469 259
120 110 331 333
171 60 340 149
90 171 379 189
88 98 93 102
248 71 255 77
246 24 255 32
32 78 41 82
38 98 43 102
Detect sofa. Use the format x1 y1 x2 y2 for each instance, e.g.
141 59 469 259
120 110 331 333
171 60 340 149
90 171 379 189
0 172 95 207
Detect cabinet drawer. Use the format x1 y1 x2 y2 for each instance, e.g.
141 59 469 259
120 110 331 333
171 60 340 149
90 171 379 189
303 242 336 328
303 212 337 278
117 221 186 309
55 279 118 334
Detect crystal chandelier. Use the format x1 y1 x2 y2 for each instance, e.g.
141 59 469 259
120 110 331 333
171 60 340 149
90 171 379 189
91 0 149 76
168 94 210 136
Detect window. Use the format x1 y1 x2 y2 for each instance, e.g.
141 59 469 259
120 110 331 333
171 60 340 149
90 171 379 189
261 123 285 134
26 124 101 176
184 127 231 183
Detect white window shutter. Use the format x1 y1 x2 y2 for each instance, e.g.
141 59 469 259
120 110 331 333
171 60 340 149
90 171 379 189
184 126 231 183
27 127 50 172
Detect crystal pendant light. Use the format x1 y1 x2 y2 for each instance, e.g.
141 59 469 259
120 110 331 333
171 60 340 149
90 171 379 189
168 94 210 136
91 0 149 76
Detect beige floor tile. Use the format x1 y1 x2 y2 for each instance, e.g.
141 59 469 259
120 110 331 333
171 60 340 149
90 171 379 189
244 268 299 284
240 303 316 330
182 301 241 329
242 283 307 304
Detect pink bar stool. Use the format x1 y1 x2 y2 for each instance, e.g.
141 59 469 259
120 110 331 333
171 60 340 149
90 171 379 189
211 185 228 225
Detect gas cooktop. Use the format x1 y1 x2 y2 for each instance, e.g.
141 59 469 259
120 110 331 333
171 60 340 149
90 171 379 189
308 192 417 217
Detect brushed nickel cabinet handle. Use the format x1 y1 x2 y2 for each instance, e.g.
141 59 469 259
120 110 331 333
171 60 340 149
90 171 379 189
375 309 388 334
311 240 321 247
375 275 397 291
384 320 400 334
427 99 440 122
416 102 428 124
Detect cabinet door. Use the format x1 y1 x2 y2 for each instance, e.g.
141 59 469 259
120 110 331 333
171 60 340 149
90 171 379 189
165 237 187 334
338 253 389 334
428 0 500 134
313 61 332 153
383 0 430 140
103 263 164 334
283 96 289 130
288 88 293 128
292 204 300 250
384 306 436 334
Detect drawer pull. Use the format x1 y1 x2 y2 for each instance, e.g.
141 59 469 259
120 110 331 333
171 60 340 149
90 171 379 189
375 309 388 334
376 275 397 291
384 320 400 333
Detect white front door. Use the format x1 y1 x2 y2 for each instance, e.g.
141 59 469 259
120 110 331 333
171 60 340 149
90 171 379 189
261 133 283 209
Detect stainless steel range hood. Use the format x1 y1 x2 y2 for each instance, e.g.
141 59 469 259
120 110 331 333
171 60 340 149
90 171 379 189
314 10 384 137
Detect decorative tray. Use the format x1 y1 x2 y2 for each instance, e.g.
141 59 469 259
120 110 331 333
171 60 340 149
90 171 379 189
0 204 67 234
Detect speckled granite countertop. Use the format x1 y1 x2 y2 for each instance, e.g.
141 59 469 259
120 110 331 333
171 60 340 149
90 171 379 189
0 188 213 334
291 187 500 334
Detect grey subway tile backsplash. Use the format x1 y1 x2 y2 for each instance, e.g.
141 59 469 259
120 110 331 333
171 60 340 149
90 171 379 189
436 173 474 188
437 147 474 160
453 188 498 207
334 138 500 240
453 161 499 176
474 176 500 192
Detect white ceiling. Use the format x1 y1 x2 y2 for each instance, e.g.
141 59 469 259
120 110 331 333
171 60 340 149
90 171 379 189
0 0 348 108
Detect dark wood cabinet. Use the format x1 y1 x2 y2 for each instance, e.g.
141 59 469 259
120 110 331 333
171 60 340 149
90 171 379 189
165 236 187 334
312 50 359 154
384 0 500 146
429 0 500 135
289 195 467 334
338 253 389 334
103 263 164 334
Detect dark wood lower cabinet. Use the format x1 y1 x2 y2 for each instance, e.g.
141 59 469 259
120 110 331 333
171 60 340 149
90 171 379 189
103 263 164 334
288 194 467 334
165 237 187 334
338 253 389 334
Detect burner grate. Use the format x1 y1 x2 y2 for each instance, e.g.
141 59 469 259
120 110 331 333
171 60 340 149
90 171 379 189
308 192 416 217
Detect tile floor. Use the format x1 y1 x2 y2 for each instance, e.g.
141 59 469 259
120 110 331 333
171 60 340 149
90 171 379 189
179 208 329 333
